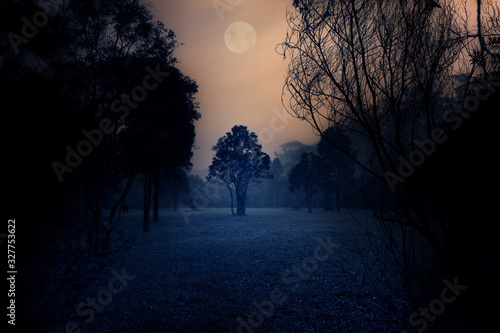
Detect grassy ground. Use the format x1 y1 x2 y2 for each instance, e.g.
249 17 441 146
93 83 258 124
61 208 411 333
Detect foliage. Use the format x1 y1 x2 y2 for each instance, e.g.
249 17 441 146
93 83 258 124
207 125 271 215
1 0 199 329
317 126 358 211
289 152 322 213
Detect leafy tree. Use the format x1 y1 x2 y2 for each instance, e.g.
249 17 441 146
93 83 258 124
289 152 322 213
207 125 271 215
274 141 316 171
270 157 284 179
121 65 200 231
268 158 287 207
317 126 357 211
165 168 191 212
1 0 199 329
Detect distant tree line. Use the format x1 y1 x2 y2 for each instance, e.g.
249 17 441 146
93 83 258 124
168 130 366 215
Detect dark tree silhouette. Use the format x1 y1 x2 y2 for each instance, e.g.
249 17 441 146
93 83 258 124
207 125 271 215
317 126 357 211
122 65 200 231
289 152 322 213
1 0 199 330
279 0 500 330
165 168 191 212
268 158 287 207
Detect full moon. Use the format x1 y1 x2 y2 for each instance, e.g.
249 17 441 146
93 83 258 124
224 21 257 54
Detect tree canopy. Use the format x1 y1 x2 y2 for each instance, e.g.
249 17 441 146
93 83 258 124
317 126 357 211
1 1 200 328
207 125 271 215
289 152 322 213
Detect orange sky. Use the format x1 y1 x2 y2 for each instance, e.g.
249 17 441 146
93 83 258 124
147 0 483 173
147 0 319 173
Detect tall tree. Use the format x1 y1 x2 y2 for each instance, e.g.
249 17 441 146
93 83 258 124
269 158 286 207
165 168 191 212
2 0 182 247
289 152 322 213
280 0 500 329
207 125 271 215
1 0 195 329
120 65 200 231
317 126 357 211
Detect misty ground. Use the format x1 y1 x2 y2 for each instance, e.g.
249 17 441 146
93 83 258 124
61 208 417 333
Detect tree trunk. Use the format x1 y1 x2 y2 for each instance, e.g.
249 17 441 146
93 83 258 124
273 184 278 208
143 171 151 232
240 195 246 215
336 182 341 212
153 171 160 222
236 188 246 215
104 174 134 252
229 186 235 215
108 173 134 226
236 191 241 215
307 184 313 213
92 214 101 254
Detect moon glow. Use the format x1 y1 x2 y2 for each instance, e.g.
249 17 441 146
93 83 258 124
224 21 257 54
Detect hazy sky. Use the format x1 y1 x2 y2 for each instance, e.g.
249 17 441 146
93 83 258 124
147 0 319 172
146 0 481 173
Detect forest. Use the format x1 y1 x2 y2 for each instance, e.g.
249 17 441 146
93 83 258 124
2 0 500 332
